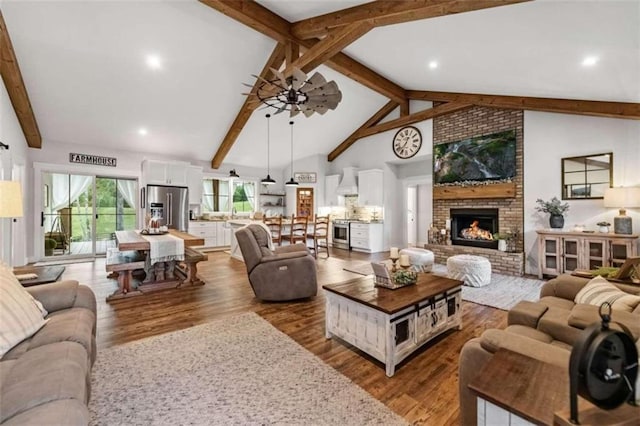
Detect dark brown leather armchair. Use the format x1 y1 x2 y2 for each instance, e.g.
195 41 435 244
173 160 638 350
235 225 317 301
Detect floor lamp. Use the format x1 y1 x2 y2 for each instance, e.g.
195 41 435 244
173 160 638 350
604 186 640 235
0 180 24 267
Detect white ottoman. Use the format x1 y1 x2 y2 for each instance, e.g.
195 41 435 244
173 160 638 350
399 248 434 273
446 254 491 287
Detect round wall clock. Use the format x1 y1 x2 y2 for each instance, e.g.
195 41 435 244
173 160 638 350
392 126 422 159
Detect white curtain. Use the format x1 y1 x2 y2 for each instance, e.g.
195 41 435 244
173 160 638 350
202 181 214 212
50 173 92 211
244 182 255 210
116 179 137 208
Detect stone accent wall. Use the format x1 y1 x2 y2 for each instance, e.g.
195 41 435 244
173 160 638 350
431 106 525 275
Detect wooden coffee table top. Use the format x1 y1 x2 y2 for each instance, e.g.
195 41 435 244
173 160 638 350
323 273 462 315
13 265 65 287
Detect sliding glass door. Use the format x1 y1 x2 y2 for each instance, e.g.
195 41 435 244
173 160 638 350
41 172 137 258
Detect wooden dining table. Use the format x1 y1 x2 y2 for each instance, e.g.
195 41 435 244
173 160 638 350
106 230 206 300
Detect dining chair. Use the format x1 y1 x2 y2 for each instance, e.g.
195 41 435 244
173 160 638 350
308 215 330 258
263 215 283 246
288 214 308 245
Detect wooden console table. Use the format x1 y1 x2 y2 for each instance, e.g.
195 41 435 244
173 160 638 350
469 349 638 425
537 230 638 279
323 273 462 377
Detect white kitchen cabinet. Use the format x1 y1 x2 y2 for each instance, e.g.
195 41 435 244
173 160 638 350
357 169 383 206
143 160 188 186
324 174 343 207
187 166 203 204
216 222 231 246
350 222 384 253
188 221 217 248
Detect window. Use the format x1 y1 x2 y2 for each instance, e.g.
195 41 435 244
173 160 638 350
232 180 256 213
202 178 230 212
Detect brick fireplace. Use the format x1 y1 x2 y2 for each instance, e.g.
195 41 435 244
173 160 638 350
426 106 525 276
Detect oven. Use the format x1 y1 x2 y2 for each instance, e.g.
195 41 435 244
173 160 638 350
332 221 350 250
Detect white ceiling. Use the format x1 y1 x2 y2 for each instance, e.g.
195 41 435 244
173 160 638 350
2 0 639 170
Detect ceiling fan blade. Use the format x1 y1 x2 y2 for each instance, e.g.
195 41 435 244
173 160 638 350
273 103 288 115
300 72 327 93
307 92 341 102
302 108 315 117
290 104 301 118
269 67 288 89
291 67 307 91
305 81 341 97
242 82 255 88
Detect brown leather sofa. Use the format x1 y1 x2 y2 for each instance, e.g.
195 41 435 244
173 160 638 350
235 224 317 301
1 279 97 425
459 274 640 425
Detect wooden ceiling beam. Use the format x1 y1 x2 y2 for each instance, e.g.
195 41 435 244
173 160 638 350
0 10 41 149
198 0 291 44
199 0 406 103
407 90 640 120
285 22 373 76
357 102 473 139
291 0 531 40
211 43 286 169
328 100 399 162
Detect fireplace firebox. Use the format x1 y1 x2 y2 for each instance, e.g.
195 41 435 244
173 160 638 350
450 208 499 249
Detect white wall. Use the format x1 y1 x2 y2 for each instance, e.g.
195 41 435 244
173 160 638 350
523 111 640 274
0 77 29 265
327 107 434 249
25 138 274 261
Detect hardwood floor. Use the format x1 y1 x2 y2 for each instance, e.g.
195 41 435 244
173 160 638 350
59 247 507 425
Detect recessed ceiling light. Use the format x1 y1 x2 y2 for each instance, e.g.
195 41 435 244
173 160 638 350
145 54 162 70
138 128 148 136
428 61 438 69
581 56 599 67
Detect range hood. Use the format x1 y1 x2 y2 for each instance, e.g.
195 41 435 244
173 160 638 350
336 167 358 195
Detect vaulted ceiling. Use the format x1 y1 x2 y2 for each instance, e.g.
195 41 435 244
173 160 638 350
1 0 639 170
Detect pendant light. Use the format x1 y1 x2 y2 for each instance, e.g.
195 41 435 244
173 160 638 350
285 120 298 187
261 114 276 185
229 169 239 178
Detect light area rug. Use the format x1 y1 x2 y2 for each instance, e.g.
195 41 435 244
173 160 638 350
89 312 406 426
343 262 544 311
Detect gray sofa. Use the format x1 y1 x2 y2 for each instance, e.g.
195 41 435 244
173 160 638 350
459 274 640 425
1 280 97 425
235 224 317 301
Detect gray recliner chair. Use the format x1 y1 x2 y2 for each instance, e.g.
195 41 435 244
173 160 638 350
235 224 318 301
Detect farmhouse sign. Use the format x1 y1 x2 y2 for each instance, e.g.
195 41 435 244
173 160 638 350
294 172 317 184
69 153 117 167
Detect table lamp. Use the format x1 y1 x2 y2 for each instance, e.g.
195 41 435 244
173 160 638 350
603 186 640 235
0 180 24 266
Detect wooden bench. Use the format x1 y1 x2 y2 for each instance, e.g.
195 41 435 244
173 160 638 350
106 249 146 300
176 247 208 287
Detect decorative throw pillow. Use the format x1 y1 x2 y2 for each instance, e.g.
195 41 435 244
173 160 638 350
0 263 48 357
574 275 640 312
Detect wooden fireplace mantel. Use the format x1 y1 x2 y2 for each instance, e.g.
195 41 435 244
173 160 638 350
433 182 516 200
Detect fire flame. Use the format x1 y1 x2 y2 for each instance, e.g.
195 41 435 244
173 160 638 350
460 220 494 241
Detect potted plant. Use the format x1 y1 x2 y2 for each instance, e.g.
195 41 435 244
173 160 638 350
596 221 611 233
493 232 511 252
535 197 570 229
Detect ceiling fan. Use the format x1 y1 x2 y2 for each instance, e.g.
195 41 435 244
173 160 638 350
243 67 342 117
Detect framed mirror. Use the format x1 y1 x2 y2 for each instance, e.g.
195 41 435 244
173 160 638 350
561 152 612 199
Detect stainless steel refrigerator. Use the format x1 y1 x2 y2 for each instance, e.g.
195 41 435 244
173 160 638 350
145 185 189 232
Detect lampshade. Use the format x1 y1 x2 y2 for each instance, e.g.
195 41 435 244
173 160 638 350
0 181 23 218
603 187 640 208
604 186 640 235
229 169 239 178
